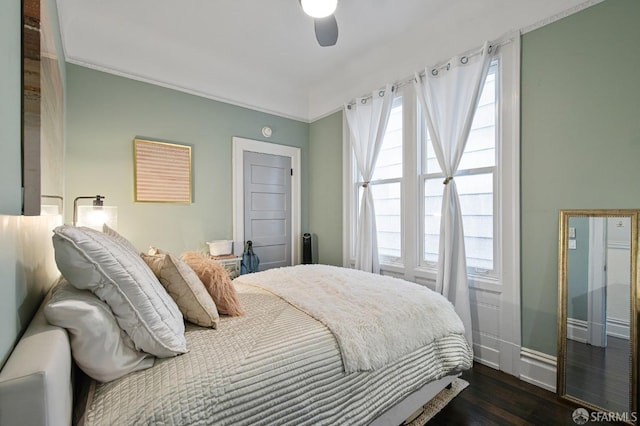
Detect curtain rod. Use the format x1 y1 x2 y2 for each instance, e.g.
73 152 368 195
345 35 516 108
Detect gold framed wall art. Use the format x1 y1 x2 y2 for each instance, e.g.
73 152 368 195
133 138 192 203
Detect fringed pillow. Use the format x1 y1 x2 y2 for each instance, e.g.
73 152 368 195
181 251 243 316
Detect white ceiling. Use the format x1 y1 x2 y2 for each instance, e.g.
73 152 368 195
56 0 601 122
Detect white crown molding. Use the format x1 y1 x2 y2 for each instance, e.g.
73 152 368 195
520 0 606 34
65 57 311 123
61 0 606 124
309 0 606 122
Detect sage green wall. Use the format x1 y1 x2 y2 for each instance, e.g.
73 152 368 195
65 64 309 254
0 0 22 214
521 0 640 356
309 111 343 266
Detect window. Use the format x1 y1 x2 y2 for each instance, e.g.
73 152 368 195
354 96 403 263
422 62 498 274
344 47 518 287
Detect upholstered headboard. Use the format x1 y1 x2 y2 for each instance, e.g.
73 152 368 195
0 299 73 426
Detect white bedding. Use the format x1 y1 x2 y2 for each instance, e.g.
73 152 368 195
81 280 472 425
235 264 466 372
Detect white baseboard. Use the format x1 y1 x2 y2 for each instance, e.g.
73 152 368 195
568 317 630 341
473 342 500 370
519 347 557 392
567 318 587 343
607 317 630 340
498 339 521 377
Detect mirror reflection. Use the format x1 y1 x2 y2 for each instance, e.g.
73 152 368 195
565 216 631 412
558 210 638 420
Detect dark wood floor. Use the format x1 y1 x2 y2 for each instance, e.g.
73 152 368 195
427 362 621 425
565 336 630 414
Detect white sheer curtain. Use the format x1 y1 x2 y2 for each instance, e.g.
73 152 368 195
414 41 493 345
344 84 393 273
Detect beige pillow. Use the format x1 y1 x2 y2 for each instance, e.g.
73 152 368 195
182 251 243 316
148 246 168 256
142 253 220 328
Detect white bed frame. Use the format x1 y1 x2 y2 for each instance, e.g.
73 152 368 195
0 302 72 426
371 374 457 426
0 300 457 426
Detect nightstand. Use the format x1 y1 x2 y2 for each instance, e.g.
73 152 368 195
211 255 241 279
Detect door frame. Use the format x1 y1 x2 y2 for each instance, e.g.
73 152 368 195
587 217 608 347
232 137 301 264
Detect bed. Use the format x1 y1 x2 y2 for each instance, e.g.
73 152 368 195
0 226 472 426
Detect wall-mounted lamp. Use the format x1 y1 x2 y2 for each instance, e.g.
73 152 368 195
73 195 118 230
41 195 64 216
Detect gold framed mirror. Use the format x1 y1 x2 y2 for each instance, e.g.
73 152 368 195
558 209 638 422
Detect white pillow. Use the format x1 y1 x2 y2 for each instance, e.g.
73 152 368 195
52 225 187 358
103 223 139 254
44 280 155 382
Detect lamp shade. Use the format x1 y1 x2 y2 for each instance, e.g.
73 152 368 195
301 0 337 18
41 195 63 217
41 205 60 216
76 205 118 230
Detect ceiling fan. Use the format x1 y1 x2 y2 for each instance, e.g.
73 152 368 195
300 0 339 47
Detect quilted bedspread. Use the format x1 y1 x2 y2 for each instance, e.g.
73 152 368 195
235 265 466 373
81 282 472 425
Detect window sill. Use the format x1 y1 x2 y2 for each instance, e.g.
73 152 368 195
379 262 405 274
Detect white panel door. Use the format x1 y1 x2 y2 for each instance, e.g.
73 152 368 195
244 151 291 270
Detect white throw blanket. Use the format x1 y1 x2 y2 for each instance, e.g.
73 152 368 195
234 264 466 373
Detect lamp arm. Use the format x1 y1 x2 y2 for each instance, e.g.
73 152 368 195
73 195 104 226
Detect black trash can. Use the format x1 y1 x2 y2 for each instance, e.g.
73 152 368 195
302 233 312 264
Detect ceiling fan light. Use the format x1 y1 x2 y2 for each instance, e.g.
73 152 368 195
301 0 337 18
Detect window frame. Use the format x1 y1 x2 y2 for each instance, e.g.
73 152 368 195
418 60 500 279
343 43 519 294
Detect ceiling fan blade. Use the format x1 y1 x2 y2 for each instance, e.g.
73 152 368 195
314 15 338 47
